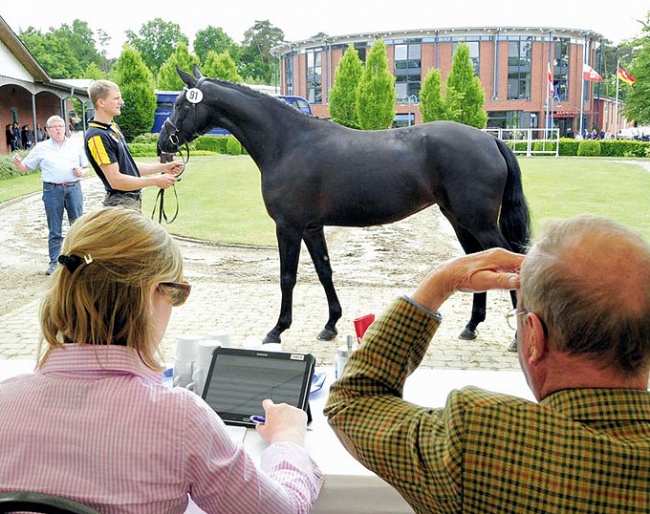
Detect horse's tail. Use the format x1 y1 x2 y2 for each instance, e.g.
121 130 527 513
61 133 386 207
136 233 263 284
495 138 531 254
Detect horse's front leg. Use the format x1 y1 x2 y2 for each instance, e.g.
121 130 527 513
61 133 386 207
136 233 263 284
262 226 302 345
303 225 342 341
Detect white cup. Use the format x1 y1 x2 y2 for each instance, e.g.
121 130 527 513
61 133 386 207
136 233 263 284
186 365 210 396
196 340 220 368
242 336 263 350
175 335 200 361
173 358 193 387
205 330 231 348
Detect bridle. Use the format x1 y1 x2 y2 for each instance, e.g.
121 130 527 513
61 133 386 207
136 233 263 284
154 78 207 225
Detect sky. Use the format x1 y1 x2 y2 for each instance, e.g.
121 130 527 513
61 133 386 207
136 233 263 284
2 0 649 59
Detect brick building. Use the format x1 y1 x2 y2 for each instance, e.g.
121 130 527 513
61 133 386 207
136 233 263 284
272 26 626 137
0 15 89 154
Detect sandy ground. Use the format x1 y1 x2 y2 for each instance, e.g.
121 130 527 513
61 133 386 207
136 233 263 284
0 174 519 369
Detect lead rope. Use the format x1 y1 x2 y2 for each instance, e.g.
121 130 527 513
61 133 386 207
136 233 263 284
151 143 190 224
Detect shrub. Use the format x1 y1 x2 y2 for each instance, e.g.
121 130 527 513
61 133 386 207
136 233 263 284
131 133 159 144
558 138 579 156
577 140 600 157
0 152 40 180
226 137 243 155
127 142 158 157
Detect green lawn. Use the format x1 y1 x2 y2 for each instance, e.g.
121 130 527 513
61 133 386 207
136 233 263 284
520 157 650 240
2 155 649 243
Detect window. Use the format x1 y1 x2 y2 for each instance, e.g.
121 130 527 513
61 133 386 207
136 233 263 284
507 38 532 100
284 55 294 96
553 39 570 101
306 49 322 104
393 42 422 101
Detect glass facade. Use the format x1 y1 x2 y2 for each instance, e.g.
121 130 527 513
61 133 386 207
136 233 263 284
306 49 322 104
393 41 422 100
507 38 532 100
553 39 570 101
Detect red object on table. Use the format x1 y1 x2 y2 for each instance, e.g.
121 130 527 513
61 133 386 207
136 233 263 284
353 314 375 344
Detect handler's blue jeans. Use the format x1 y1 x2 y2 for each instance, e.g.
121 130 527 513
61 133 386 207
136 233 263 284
42 181 83 265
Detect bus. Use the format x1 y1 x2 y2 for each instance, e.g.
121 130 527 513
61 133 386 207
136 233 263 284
151 87 312 135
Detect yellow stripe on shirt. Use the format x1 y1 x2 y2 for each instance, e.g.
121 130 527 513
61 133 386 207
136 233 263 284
87 135 112 165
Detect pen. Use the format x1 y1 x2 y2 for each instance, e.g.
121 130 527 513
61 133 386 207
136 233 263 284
249 415 266 424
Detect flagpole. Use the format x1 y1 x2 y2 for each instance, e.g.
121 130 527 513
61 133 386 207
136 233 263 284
615 59 620 137
579 37 587 137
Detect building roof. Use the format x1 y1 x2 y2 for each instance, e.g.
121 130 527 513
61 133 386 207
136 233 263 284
0 14 88 99
271 25 604 56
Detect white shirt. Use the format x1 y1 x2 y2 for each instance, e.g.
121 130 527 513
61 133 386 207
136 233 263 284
22 137 87 184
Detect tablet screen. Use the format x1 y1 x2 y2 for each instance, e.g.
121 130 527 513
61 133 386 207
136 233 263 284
202 347 315 427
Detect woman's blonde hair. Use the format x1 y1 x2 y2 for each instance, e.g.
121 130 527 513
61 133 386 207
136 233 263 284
38 207 184 370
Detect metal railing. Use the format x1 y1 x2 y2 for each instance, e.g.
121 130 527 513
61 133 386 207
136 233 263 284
483 128 560 157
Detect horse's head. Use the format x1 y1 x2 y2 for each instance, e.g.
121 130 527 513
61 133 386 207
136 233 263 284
157 65 214 155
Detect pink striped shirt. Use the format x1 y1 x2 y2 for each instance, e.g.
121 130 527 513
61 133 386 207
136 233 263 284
0 346 323 513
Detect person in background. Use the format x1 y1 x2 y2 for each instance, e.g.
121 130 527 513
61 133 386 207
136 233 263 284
0 207 324 514
21 124 33 149
325 214 650 513
5 124 16 151
85 79 182 209
11 122 22 150
11 115 87 276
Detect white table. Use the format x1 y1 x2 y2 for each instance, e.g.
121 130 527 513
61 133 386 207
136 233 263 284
0 360 535 514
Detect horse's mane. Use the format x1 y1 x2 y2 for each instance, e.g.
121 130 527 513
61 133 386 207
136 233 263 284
204 77 321 121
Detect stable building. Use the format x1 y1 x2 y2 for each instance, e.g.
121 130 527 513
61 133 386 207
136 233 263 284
0 15 89 154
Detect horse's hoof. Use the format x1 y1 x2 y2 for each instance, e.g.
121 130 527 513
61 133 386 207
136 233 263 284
317 327 338 341
262 334 281 345
459 328 477 340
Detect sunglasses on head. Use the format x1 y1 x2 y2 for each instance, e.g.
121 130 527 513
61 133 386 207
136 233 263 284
158 281 191 307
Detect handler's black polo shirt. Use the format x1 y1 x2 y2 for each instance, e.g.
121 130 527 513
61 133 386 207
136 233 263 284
84 119 141 194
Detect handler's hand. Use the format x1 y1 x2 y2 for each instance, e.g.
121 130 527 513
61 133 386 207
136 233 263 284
255 399 308 447
161 161 184 176
412 248 524 313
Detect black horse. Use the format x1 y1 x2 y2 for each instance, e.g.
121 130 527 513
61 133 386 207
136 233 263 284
158 65 531 345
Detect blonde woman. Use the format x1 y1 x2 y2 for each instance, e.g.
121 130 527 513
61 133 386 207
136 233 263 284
0 207 323 514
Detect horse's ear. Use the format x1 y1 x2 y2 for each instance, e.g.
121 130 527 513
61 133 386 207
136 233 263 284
192 64 203 79
175 65 196 87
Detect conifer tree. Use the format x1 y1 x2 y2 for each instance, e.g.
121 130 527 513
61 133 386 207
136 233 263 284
202 50 243 82
157 42 201 90
444 43 488 128
357 39 396 130
329 44 363 128
112 45 156 141
420 67 447 122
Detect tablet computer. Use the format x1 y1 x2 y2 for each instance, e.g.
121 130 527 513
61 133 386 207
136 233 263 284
201 347 316 428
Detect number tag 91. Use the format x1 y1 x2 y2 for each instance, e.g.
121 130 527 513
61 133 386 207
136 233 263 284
186 88 203 104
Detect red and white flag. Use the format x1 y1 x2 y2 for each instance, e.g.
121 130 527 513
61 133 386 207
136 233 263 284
547 63 554 95
582 63 603 82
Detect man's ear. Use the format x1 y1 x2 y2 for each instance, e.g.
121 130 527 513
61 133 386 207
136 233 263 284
525 313 548 364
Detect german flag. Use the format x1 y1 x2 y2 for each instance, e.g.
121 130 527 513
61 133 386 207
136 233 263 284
618 66 636 86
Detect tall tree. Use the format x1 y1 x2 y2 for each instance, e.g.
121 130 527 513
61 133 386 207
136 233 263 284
19 27 83 78
194 26 240 64
125 19 188 74
420 68 448 122
112 46 156 141
620 12 650 125
329 44 363 129
444 43 488 128
157 42 201 90
239 20 284 83
202 50 243 82
356 39 395 130
52 20 100 71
